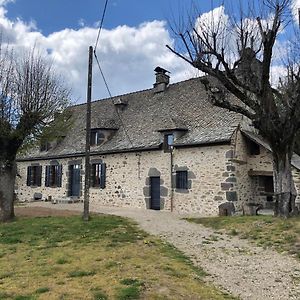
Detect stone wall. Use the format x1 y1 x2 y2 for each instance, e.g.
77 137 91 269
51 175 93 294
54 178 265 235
292 169 300 204
233 130 274 209
16 151 171 210
16 158 75 202
232 130 300 208
17 131 300 215
232 130 254 210
16 144 233 216
171 144 232 215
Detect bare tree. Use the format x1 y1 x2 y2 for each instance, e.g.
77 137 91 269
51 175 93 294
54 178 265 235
0 47 70 222
167 0 300 217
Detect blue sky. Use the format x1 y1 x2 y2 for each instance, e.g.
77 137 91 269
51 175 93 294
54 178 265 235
5 1 214 35
0 0 299 103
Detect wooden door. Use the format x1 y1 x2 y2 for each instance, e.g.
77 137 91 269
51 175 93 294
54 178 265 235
70 165 81 197
150 177 160 210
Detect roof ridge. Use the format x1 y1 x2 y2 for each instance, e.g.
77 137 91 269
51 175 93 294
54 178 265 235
71 76 201 108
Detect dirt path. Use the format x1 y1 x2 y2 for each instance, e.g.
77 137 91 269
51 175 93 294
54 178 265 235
19 202 300 300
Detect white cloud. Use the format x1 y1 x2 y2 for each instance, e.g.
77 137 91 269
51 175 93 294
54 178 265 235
78 18 85 27
0 7 194 103
195 5 228 35
270 65 287 87
194 5 229 52
0 0 14 6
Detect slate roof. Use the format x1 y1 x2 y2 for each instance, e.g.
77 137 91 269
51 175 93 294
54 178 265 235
20 77 242 160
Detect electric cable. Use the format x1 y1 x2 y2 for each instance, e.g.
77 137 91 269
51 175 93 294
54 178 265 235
94 0 109 53
93 0 134 147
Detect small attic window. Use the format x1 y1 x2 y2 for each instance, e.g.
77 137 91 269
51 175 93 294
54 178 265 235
246 139 260 155
163 133 174 152
91 129 105 146
40 141 51 152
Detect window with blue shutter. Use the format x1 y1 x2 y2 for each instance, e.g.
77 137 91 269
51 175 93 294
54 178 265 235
36 166 42 187
45 164 63 187
26 166 32 186
176 171 188 189
57 165 63 187
100 163 106 189
90 163 106 189
27 165 42 187
45 166 50 187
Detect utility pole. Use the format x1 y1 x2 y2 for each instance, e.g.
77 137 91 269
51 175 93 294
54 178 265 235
83 45 93 221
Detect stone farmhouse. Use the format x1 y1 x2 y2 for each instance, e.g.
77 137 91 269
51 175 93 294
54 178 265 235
16 67 300 216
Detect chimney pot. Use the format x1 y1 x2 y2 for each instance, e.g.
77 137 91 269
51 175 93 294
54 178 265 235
153 66 170 92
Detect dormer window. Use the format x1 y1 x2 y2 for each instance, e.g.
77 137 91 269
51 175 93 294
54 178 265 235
246 139 260 155
91 129 105 146
163 133 174 152
40 141 51 152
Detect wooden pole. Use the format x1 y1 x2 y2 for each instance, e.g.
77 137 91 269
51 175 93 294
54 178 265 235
83 45 93 221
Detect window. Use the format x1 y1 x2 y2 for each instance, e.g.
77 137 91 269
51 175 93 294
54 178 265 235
90 163 106 189
91 129 105 146
176 171 188 189
246 139 260 155
40 141 51 152
45 165 62 187
26 166 42 187
163 133 174 152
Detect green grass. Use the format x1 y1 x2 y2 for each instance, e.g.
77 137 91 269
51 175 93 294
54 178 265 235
0 214 143 246
116 285 140 300
92 289 108 300
187 215 300 256
0 214 236 299
117 278 144 299
0 292 11 299
14 296 36 300
35 287 50 294
56 257 69 264
68 270 96 277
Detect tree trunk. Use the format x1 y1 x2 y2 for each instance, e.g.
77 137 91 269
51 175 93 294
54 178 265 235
0 162 16 222
273 151 297 218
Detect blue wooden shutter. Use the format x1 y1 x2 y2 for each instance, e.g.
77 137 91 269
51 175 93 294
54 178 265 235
90 164 95 187
37 166 42 186
26 166 32 186
176 171 188 189
57 165 63 187
90 131 96 146
100 163 106 189
45 166 50 187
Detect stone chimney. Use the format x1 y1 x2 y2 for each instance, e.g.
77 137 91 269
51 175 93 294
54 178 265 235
153 66 170 93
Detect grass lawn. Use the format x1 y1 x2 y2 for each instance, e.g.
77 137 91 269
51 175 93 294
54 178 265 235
0 214 235 300
187 215 300 258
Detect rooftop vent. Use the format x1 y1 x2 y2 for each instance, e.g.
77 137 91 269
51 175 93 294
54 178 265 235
113 97 128 111
153 66 170 93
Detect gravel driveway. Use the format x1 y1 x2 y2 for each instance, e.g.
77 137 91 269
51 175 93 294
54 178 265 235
22 202 300 300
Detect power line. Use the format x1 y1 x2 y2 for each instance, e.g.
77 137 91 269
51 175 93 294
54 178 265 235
93 0 134 147
94 53 134 147
94 0 109 53
94 53 112 98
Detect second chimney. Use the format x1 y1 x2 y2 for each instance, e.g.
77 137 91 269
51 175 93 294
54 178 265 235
153 66 170 93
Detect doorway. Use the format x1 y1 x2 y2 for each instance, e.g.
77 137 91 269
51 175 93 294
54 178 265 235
150 177 160 210
69 164 81 197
